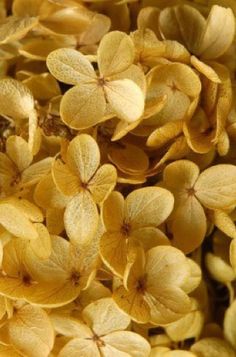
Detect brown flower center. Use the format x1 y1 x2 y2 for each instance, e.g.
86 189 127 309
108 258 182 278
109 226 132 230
70 271 80 286
121 222 131 236
186 187 196 196
136 275 147 294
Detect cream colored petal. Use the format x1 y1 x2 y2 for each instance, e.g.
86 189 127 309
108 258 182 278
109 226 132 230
181 259 202 294
165 298 204 342
195 165 236 209
0 203 38 240
58 338 100 357
98 31 135 77
137 7 161 38
46 48 96 85
82 297 130 336
88 164 117 204
198 5 235 59
21 157 53 187
52 158 80 196
205 253 235 284
0 78 34 119
6 136 32 172
78 13 111 46
171 196 207 254
125 187 174 228
8 305 54 357
64 191 99 246
132 227 170 251
113 285 150 323
102 331 151 357
104 79 144 123
51 315 92 338
191 337 236 357
66 134 100 183
229 239 236 274
101 191 125 231
212 210 236 239
60 83 106 130
145 246 190 288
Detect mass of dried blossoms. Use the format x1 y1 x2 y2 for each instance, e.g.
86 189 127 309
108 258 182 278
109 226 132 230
1 0 236 356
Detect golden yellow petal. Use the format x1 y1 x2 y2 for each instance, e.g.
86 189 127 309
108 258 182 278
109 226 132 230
191 337 236 357
113 285 150 323
0 16 38 44
171 196 207 254
102 191 125 231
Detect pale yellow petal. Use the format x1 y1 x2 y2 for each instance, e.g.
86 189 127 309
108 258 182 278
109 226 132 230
102 331 151 357
191 337 236 357
82 297 130 336
125 187 174 228
104 79 144 123
60 83 106 130
102 191 125 231
6 135 32 172
47 48 96 85
64 191 99 245
88 164 117 204
195 165 236 209
66 134 100 183
52 158 80 196
198 5 235 59
0 203 38 240
98 31 135 77
21 157 53 187
0 16 38 44
8 305 54 357
58 338 100 357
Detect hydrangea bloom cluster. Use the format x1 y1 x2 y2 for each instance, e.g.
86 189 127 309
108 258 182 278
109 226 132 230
0 0 236 356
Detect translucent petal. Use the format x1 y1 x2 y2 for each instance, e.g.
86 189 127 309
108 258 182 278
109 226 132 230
66 134 100 183
64 191 99 245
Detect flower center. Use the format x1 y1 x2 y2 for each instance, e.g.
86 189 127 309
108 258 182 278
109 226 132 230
136 276 147 294
186 187 196 196
70 271 80 286
121 222 131 236
92 334 105 347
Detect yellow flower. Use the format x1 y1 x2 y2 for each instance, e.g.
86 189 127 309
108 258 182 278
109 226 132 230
113 246 191 324
100 187 174 277
47 31 145 129
51 297 151 357
162 160 236 253
52 133 117 245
